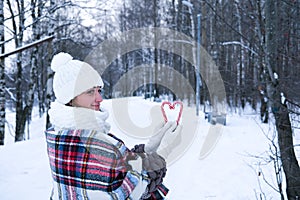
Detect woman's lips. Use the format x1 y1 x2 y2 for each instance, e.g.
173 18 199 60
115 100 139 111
92 104 100 110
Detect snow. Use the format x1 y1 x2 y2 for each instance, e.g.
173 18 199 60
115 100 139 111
0 97 299 200
281 92 286 104
182 1 193 9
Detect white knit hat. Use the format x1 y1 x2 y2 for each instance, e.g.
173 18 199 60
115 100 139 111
51 52 103 104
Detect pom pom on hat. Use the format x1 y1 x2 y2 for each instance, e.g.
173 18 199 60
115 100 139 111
51 52 103 104
51 52 73 72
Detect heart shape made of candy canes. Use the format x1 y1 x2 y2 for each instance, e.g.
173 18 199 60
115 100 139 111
161 101 183 124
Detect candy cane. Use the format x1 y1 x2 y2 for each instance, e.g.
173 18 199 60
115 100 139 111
161 101 183 125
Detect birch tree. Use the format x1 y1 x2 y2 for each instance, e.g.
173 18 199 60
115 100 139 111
0 0 5 145
21 0 43 139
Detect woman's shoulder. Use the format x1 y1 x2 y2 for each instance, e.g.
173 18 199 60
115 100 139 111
45 128 129 154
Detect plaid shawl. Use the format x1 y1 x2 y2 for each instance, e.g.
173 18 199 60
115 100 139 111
45 128 168 200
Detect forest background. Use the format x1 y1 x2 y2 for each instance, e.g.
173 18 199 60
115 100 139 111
0 0 299 199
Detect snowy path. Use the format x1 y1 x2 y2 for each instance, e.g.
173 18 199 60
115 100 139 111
165 115 274 199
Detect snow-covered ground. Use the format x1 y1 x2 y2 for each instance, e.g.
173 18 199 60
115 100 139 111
0 97 299 200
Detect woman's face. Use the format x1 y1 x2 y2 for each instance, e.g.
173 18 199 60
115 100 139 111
72 86 103 111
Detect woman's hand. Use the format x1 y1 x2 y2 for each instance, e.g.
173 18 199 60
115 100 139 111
157 124 183 160
144 122 177 154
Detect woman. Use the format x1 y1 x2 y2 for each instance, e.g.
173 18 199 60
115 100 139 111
45 52 182 200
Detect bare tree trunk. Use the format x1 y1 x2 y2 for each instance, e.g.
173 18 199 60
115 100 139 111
235 0 246 109
254 0 269 123
265 0 300 198
15 52 26 142
45 0 56 129
153 0 159 99
0 0 5 145
7 0 26 142
45 44 53 129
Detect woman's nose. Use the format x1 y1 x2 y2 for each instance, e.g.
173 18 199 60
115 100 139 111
96 92 103 102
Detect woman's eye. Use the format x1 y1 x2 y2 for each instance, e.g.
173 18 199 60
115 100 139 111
98 89 102 94
86 90 94 95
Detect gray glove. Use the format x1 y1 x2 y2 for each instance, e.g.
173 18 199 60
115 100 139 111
144 122 177 154
157 124 183 160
